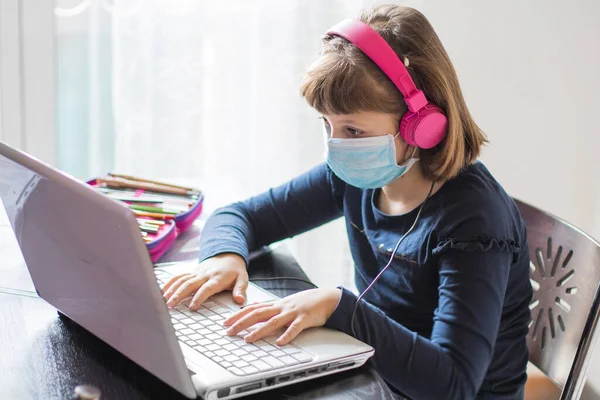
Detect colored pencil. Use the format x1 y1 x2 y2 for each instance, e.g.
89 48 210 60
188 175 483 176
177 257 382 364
139 225 159 233
136 218 165 226
108 173 200 194
105 195 163 204
132 210 175 220
129 205 180 215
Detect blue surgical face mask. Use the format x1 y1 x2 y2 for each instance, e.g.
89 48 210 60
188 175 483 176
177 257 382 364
325 132 418 189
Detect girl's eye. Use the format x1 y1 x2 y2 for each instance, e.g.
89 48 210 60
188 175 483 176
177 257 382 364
346 127 363 136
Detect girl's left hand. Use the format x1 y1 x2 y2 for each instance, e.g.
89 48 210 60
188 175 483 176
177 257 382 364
223 288 342 346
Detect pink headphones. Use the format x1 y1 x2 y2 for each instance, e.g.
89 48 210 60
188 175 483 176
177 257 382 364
326 19 447 149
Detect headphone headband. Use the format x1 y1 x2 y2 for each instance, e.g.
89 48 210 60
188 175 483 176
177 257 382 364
325 18 448 149
326 19 427 113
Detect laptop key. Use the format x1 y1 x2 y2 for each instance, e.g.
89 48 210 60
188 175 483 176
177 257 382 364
253 360 272 371
239 343 258 351
223 343 238 351
227 367 244 376
241 354 257 362
205 344 220 351
242 366 259 374
180 328 194 335
189 323 202 330
221 361 232 368
213 356 224 362
215 338 229 346
189 333 202 341
224 354 238 362
262 356 284 368
269 350 285 358
208 325 222 332
205 351 215 358
232 348 247 357
254 341 276 351
206 333 220 340
193 345 206 352
173 323 184 330
233 360 249 368
214 349 229 357
197 338 211 346
250 349 268 358
203 301 218 309
198 328 211 336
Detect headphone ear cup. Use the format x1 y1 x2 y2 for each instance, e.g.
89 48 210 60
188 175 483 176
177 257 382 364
399 111 419 147
399 104 448 149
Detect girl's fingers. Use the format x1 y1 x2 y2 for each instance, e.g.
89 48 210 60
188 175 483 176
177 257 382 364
189 279 223 310
162 274 194 299
276 318 307 346
225 306 279 336
223 301 273 326
166 276 207 307
161 273 192 295
243 313 294 343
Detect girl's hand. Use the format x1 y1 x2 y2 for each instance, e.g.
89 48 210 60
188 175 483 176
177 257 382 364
223 288 342 346
162 253 248 309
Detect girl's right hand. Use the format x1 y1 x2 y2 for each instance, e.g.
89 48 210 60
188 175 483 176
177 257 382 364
161 253 248 310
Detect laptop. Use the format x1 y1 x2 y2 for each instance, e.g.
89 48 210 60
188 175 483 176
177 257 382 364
0 141 374 399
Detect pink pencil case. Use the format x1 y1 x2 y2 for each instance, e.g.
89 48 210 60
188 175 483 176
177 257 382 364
87 178 204 262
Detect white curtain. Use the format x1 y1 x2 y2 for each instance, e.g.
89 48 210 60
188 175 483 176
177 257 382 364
110 0 392 290
55 0 429 290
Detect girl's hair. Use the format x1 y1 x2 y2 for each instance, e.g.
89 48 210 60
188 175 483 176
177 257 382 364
301 5 487 181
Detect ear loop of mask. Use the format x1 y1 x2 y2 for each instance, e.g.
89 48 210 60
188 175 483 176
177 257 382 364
349 180 435 338
393 131 418 165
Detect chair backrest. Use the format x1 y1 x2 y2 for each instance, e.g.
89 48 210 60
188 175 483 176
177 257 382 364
515 199 600 400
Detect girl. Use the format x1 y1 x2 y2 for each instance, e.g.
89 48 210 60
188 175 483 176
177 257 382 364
162 5 532 399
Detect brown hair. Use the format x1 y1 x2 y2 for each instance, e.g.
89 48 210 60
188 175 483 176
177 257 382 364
300 5 487 180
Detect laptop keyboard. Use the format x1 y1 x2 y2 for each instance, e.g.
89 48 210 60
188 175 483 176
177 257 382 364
155 271 313 376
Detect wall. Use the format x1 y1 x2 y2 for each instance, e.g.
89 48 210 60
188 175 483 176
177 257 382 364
404 0 600 396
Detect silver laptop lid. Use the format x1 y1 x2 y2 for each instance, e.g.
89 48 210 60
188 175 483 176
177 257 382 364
0 141 196 398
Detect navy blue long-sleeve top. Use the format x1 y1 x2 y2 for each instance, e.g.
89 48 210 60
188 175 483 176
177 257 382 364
198 161 532 399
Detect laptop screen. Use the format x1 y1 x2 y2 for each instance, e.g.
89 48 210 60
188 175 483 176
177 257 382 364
0 146 196 398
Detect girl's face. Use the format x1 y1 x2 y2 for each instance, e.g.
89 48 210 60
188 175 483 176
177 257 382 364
321 110 412 164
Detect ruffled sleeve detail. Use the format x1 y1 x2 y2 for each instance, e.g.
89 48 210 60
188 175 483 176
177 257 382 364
433 236 521 256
